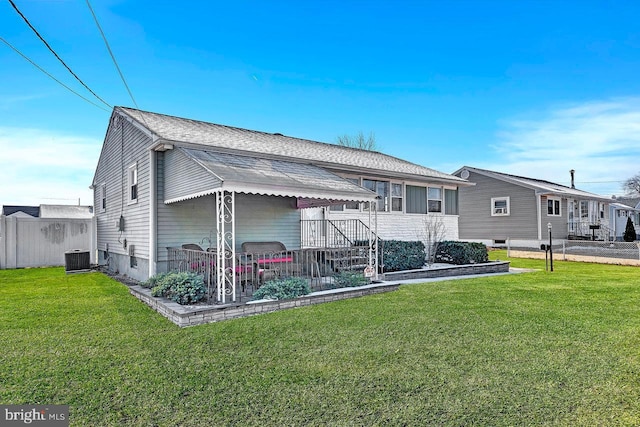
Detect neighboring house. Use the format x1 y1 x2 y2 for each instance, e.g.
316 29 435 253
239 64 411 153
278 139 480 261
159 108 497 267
452 166 613 248
91 107 470 301
614 196 640 210
2 205 40 218
610 198 640 241
39 204 93 219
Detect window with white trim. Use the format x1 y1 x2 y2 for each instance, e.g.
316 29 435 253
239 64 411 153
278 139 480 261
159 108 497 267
128 163 138 204
363 179 389 212
547 197 561 216
491 197 510 216
391 183 403 212
427 187 442 213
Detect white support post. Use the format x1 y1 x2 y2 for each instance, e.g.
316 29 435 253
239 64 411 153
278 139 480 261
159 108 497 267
215 190 236 303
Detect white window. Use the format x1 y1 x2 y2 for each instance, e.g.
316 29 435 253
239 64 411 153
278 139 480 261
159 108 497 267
100 183 106 213
491 197 510 216
427 187 442 213
128 163 138 204
363 179 390 212
547 197 561 216
391 183 403 212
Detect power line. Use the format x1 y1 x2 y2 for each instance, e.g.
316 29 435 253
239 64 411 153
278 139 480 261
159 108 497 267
7 0 112 109
85 0 140 110
0 36 111 113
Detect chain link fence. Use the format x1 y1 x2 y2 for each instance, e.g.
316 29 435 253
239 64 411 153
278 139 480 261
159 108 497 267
506 240 640 265
558 241 640 260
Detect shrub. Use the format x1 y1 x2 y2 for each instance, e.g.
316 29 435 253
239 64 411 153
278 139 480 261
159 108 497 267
150 271 206 305
333 270 369 288
435 241 488 265
381 240 426 272
623 216 636 242
141 272 170 289
251 277 311 301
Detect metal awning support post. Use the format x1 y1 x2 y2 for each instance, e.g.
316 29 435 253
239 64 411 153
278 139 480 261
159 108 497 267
368 201 379 280
215 190 236 303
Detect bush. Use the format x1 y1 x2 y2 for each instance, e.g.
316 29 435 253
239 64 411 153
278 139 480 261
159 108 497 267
623 216 636 242
381 240 426 272
251 277 311 301
149 271 206 305
333 270 369 288
435 241 488 265
141 272 170 289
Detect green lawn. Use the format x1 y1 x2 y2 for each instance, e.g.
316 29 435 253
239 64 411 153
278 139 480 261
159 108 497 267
1 254 640 426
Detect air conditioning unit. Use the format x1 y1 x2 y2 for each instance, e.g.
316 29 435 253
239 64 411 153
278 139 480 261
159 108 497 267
65 249 91 274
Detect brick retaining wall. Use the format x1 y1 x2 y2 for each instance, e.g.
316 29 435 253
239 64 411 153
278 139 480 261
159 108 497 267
129 261 511 327
130 283 400 327
382 261 510 281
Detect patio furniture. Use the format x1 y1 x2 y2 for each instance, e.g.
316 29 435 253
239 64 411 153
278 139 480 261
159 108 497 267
182 243 204 251
241 241 299 282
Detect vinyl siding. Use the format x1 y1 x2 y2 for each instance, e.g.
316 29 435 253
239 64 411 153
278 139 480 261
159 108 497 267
329 211 459 242
234 194 300 250
93 115 152 273
541 196 569 238
163 148 221 201
457 171 538 240
157 179 300 264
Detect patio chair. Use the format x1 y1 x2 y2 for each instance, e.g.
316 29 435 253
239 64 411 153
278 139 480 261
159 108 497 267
181 243 204 251
241 241 300 281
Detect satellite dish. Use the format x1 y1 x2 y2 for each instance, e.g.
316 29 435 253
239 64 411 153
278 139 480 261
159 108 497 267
460 169 470 179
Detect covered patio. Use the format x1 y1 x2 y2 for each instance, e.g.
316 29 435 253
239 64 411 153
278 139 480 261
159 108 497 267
159 148 380 304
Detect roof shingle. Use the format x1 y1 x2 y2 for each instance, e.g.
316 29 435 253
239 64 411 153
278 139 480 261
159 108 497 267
117 107 466 184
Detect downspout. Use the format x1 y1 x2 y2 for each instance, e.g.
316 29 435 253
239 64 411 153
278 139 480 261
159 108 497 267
536 192 542 241
149 149 157 277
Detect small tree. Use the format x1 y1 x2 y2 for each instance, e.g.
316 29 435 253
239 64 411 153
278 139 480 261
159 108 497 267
623 216 636 242
336 131 378 151
421 216 446 267
623 173 640 196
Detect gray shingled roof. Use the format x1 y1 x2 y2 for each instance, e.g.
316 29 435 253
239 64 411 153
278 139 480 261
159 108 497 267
2 205 40 217
456 166 612 202
117 107 466 184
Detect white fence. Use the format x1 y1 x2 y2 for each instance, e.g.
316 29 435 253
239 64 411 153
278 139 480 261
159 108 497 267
0 216 96 269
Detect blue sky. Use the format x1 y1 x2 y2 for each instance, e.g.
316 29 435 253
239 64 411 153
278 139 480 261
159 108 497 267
2 0 640 206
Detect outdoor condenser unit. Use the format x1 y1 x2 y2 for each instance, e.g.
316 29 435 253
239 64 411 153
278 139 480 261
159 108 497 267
64 249 91 274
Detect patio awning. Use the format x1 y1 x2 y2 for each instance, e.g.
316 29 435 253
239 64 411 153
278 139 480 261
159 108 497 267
164 148 378 206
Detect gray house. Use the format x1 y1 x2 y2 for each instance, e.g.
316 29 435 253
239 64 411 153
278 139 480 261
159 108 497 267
91 107 469 302
609 199 640 241
452 166 612 248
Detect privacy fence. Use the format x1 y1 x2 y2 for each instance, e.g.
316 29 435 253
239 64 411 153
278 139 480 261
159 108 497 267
0 216 96 269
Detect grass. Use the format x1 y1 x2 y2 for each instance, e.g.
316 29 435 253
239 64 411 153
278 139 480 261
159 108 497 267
1 254 640 426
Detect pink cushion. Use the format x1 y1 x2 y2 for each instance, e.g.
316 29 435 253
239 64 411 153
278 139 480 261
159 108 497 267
257 256 293 265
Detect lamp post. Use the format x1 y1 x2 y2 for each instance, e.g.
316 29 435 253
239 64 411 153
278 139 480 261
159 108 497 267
547 222 553 272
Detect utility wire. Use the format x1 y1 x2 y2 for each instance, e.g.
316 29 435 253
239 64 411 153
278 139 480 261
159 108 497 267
0 36 110 113
85 0 140 110
7 0 112 109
